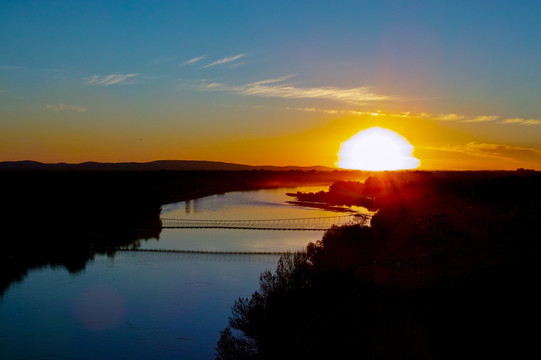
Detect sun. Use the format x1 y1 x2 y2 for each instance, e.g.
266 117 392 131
337 127 420 170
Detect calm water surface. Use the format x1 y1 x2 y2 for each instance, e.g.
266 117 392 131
0 186 369 359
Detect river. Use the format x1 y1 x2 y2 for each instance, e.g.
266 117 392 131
0 186 370 360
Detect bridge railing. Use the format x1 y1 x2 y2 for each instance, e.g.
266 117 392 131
161 214 370 231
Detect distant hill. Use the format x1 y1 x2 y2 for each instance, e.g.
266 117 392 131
0 160 334 172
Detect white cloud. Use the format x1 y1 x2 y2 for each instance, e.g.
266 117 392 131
180 55 206 66
84 73 139 86
202 53 246 68
46 103 87 112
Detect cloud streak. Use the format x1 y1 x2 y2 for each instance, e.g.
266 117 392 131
431 113 541 126
46 103 87 112
84 73 139 86
238 84 390 103
200 82 224 89
500 118 541 126
202 53 246 68
284 106 541 127
246 74 296 86
433 113 465 121
180 55 205 66
522 119 541 125
421 143 541 162
200 75 392 104
461 115 500 123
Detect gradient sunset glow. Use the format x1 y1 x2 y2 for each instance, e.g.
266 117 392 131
1 1 540 170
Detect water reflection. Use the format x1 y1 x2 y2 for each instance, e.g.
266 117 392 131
149 186 371 253
0 252 279 360
161 186 368 219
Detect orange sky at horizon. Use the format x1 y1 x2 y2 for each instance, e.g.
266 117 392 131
2 109 539 171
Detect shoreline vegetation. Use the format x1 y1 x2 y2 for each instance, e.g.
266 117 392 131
216 170 540 359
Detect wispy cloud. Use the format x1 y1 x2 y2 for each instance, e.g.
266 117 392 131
522 119 541 126
286 107 318 112
46 103 87 112
287 107 347 115
246 74 296 86
180 55 206 66
84 73 139 86
500 118 524 124
500 117 541 126
288 107 425 118
433 113 465 121
200 82 224 89
283 105 541 129
201 75 393 104
202 53 246 68
461 115 500 123
422 143 541 162
433 113 541 126
238 83 390 103
433 113 499 123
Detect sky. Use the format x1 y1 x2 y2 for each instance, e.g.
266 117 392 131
1 0 540 170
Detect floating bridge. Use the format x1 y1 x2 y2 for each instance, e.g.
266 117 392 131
161 214 369 231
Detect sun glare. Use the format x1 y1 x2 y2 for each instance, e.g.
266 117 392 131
337 127 420 171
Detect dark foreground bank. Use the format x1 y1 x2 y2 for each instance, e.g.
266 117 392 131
217 170 540 359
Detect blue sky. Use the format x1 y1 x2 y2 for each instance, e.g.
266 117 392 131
1 1 541 169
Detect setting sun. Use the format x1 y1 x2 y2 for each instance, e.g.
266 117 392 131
337 127 420 171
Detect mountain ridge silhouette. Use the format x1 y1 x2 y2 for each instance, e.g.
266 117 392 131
0 160 334 171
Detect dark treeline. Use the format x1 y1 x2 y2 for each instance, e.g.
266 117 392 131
217 170 540 359
0 169 362 297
